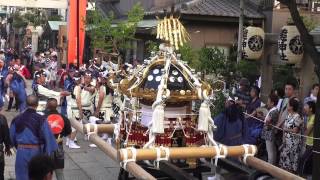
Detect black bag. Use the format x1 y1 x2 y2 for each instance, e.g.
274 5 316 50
52 144 64 169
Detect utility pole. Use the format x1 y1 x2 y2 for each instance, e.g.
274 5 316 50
237 0 244 63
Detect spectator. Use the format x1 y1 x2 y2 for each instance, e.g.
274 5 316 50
0 37 5 50
10 95 58 180
28 155 55 180
44 98 72 180
279 98 303 173
243 86 262 145
304 83 319 104
0 106 12 180
277 81 298 128
261 93 279 165
276 81 299 150
57 64 67 89
214 97 244 146
298 101 315 176
274 88 285 111
235 78 251 110
48 55 58 89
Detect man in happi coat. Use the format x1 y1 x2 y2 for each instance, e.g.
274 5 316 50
33 70 70 114
10 95 58 180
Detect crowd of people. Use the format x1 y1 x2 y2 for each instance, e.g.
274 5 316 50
0 44 317 180
214 77 317 176
0 45 123 180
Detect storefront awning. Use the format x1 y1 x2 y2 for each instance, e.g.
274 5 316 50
48 21 67 31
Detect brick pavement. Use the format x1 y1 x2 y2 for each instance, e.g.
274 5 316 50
4 80 120 180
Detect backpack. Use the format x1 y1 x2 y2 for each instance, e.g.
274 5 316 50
47 114 65 135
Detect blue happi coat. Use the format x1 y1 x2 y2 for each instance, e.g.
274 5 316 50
10 73 27 112
0 67 8 108
61 76 74 116
10 108 58 180
214 109 244 146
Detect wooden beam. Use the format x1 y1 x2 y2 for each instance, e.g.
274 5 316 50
265 33 320 45
70 119 156 180
118 146 256 161
245 157 305 180
83 124 115 134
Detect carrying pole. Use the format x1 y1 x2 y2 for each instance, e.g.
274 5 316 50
70 119 156 180
83 124 115 134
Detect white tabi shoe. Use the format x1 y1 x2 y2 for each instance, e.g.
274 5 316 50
68 141 80 149
107 138 112 145
101 134 108 140
66 138 70 146
89 144 97 148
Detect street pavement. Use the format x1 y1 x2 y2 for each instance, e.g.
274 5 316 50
4 80 120 180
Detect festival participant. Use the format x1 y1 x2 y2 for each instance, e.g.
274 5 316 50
10 95 58 180
44 98 71 180
66 72 82 149
261 93 279 165
0 58 8 108
304 83 319 104
5 66 27 112
61 68 76 116
279 98 303 173
94 71 113 122
243 86 262 145
77 71 95 121
235 78 251 110
14 56 31 79
93 71 114 144
298 101 315 176
5 66 19 111
213 97 244 146
33 70 70 114
0 106 11 180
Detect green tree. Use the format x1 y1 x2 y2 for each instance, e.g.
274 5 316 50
236 60 260 85
86 3 144 54
179 44 199 69
198 47 226 76
287 15 318 32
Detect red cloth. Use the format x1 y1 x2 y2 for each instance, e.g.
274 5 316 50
59 70 68 88
19 66 31 79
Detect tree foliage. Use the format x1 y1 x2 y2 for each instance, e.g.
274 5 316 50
86 3 144 54
287 15 318 32
198 47 226 75
179 44 199 68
